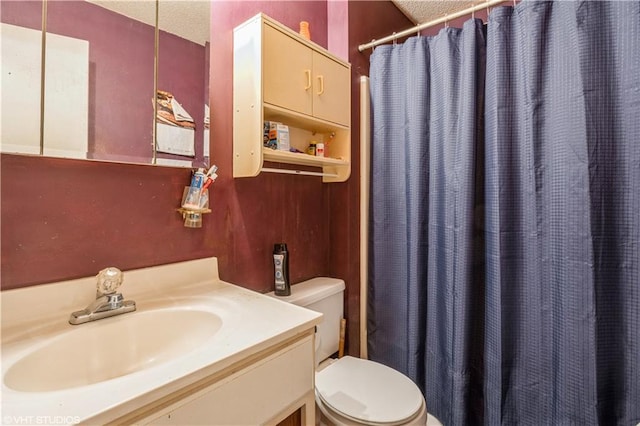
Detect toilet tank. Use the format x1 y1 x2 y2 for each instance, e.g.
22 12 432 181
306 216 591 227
269 277 345 363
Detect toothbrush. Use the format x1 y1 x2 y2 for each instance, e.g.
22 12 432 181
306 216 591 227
201 165 218 193
205 164 218 177
201 173 217 192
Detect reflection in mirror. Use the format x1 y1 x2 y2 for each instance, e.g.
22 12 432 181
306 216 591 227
1 1 44 154
0 1 210 169
156 0 210 168
47 0 155 163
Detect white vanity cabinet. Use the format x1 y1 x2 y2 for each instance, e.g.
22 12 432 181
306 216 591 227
115 331 315 425
233 13 351 182
137 334 315 425
1 258 321 426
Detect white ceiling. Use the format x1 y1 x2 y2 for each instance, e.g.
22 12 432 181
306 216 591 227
391 0 477 25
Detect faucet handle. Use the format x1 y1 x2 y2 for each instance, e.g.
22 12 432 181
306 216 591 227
96 267 123 295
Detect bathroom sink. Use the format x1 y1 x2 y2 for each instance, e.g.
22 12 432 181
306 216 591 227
4 308 222 392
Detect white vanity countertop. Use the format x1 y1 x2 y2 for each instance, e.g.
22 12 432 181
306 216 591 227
0 257 322 424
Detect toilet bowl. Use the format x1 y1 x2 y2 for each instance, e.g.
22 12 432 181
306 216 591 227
268 277 443 426
315 356 427 425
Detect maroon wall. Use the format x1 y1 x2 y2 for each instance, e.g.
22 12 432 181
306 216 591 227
1 155 204 288
1 1 331 291
207 1 329 291
1 0 413 356
206 0 407 356
45 1 155 161
0 1 42 31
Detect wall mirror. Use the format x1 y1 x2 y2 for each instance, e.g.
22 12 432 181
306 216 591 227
0 0 210 168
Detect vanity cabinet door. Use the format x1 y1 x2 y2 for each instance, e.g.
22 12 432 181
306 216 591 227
144 335 315 425
312 51 350 127
263 24 313 116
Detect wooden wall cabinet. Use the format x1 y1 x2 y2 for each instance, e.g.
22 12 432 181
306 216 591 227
233 13 351 182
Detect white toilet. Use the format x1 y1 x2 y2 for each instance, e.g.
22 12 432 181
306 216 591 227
269 277 442 426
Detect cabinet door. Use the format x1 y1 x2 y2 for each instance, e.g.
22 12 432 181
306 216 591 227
144 336 314 425
263 25 313 116
312 52 350 126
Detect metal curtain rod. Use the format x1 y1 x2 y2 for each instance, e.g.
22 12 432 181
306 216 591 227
358 0 506 52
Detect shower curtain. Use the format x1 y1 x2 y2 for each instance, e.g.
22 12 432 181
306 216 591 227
368 2 639 425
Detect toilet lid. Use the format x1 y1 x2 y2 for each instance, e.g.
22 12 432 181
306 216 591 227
315 356 424 425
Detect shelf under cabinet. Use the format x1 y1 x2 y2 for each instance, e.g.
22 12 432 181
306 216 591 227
263 147 348 168
264 104 348 135
262 148 350 181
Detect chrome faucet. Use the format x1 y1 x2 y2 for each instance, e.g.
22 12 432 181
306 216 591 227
69 267 136 325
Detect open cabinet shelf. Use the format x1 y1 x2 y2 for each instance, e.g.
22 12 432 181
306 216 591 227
233 13 351 183
263 147 349 167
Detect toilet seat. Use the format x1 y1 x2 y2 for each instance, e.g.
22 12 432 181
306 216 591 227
315 356 425 425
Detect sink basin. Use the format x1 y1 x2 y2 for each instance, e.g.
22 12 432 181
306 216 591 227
4 308 222 392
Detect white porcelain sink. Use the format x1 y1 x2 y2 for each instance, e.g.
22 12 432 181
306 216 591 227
4 308 222 392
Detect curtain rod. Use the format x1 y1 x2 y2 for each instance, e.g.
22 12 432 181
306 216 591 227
358 0 507 52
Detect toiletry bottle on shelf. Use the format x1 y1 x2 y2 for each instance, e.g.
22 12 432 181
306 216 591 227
306 141 317 156
273 243 291 296
299 21 310 40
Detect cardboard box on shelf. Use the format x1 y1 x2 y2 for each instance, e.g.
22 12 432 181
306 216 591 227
264 121 290 151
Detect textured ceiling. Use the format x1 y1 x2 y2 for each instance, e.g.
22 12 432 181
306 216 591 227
391 0 477 25
88 0 210 46
88 1 479 47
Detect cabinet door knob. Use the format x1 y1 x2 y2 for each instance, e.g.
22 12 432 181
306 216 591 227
304 69 312 90
316 75 324 95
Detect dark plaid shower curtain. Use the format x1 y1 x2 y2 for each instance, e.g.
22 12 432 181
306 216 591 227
368 2 640 425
